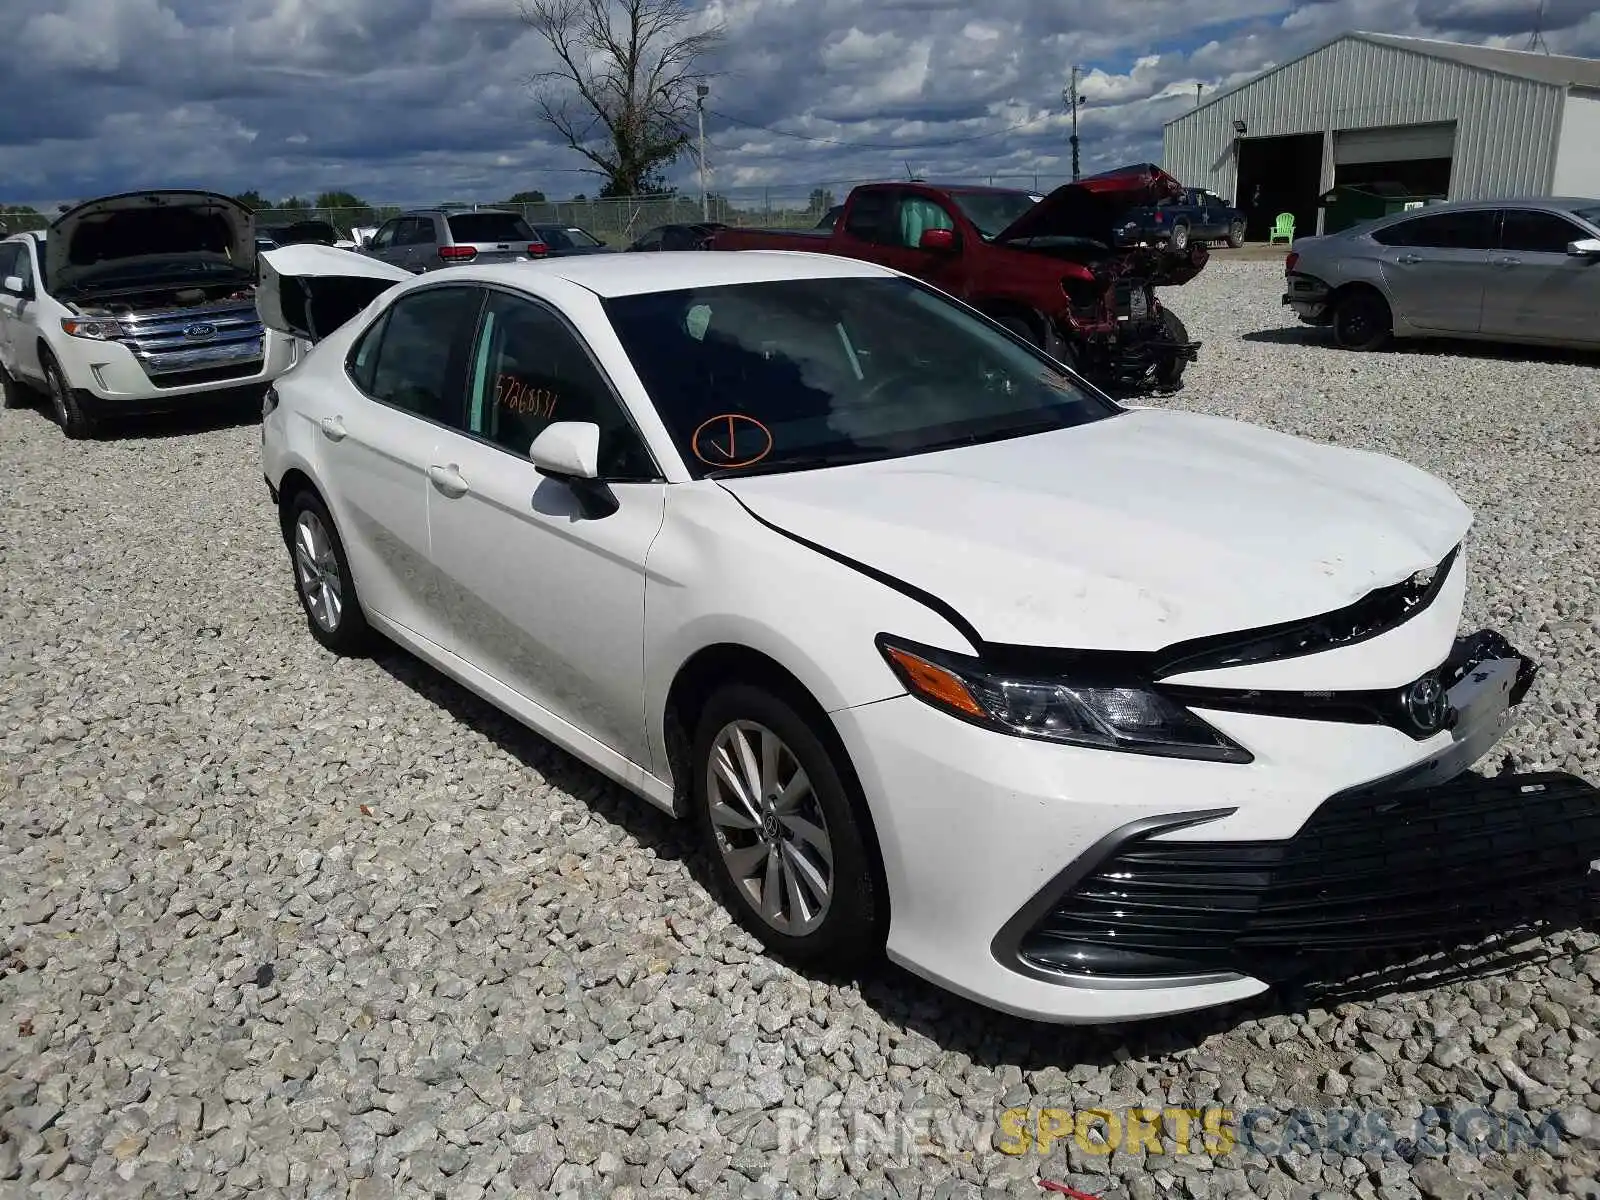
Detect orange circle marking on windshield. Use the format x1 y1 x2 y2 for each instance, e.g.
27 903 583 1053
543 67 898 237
691 413 773 468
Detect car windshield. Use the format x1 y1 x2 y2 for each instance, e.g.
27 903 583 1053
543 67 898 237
446 212 534 242
946 190 1039 238
1568 204 1600 229
602 275 1118 478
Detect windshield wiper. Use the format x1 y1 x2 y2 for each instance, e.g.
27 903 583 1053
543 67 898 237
704 447 896 478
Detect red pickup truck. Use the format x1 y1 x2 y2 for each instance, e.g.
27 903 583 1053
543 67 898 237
710 164 1208 396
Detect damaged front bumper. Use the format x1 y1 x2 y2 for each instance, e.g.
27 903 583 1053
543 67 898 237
998 630 1600 987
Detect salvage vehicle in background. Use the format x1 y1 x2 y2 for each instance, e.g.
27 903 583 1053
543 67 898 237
1283 197 1600 351
0 190 294 438
625 222 728 252
528 223 612 256
1118 186 1247 250
359 206 548 273
710 165 1208 397
253 245 1600 1024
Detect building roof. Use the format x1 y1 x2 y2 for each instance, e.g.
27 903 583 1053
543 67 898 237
1168 30 1600 127
1355 32 1600 88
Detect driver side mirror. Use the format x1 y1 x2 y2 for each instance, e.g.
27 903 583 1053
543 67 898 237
918 227 958 253
529 421 618 518
1567 237 1600 258
2 275 25 297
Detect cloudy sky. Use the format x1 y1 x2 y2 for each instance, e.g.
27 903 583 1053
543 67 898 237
1 0 1596 209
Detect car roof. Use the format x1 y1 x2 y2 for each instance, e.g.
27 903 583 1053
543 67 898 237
453 249 895 297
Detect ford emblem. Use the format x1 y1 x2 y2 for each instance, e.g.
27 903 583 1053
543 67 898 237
183 322 217 339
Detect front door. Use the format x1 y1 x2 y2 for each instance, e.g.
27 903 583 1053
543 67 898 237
1374 208 1496 334
0 244 19 377
317 283 485 644
882 191 968 297
1479 207 1600 345
423 287 666 765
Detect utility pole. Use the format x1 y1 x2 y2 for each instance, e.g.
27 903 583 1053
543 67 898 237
696 84 710 220
1064 67 1083 181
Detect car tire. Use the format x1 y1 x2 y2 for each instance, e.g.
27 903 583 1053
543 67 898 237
285 490 371 656
1226 220 1245 249
1154 307 1190 391
692 682 885 971
1332 290 1393 352
43 353 95 439
0 360 30 409
1169 222 1190 252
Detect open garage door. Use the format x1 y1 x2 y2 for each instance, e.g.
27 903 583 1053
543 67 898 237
1334 122 1456 197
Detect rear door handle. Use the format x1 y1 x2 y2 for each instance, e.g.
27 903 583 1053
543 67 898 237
1496 255 1521 267
1397 254 1422 264
427 464 469 498
318 416 347 441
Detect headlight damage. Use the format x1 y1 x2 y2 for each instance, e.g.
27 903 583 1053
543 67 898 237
876 635 1252 763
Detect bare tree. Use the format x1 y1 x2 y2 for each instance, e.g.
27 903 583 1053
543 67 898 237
519 0 722 197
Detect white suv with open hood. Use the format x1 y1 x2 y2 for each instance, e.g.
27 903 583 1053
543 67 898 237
0 190 296 437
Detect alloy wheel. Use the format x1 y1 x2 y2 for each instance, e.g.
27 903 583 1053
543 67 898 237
706 719 835 936
294 509 344 632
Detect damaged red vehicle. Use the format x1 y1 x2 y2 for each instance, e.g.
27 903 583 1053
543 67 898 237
709 163 1209 396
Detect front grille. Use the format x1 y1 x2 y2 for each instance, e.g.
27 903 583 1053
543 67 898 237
117 301 264 382
1014 771 1600 983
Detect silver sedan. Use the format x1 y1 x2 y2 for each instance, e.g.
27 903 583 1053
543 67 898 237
1282 197 1600 352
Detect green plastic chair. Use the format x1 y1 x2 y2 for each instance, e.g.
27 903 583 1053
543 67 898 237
1269 212 1295 245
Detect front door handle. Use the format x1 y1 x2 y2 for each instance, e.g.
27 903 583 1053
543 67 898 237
427 464 469 498
1397 254 1422 265
319 416 347 441
1495 255 1521 267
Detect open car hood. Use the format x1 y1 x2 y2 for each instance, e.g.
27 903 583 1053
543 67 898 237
47 190 256 296
257 244 413 343
994 163 1187 245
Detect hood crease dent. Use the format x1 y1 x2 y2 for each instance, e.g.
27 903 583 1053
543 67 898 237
716 408 1472 654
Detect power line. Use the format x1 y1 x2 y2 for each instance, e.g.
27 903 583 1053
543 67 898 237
703 107 1058 151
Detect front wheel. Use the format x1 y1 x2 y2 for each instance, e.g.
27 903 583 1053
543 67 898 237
44 354 95 439
693 683 884 970
1168 222 1190 252
1332 290 1393 352
286 491 371 655
1226 220 1245 249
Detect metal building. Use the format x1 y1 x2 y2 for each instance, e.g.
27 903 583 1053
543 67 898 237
1163 32 1600 240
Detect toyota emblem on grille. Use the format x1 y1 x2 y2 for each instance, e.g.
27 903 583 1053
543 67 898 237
1401 673 1448 735
183 322 217 339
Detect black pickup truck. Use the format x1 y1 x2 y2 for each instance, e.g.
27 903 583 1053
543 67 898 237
1117 187 1246 251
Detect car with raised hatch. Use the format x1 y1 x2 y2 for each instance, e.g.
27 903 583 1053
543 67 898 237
252 243 1600 1024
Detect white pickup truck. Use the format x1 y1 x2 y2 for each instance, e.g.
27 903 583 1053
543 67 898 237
0 190 297 438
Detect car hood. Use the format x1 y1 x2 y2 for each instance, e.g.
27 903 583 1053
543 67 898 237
256 244 413 343
47 190 256 296
716 408 1471 652
994 163 1186 245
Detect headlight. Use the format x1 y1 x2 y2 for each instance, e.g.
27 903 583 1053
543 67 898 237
60 316 127 340
877 636 1252 764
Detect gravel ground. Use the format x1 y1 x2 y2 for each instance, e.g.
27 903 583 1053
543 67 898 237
3 260 1600 1200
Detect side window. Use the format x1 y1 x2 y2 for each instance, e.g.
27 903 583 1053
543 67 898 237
0 245 17 282
368 220 399 250
894 195 956 249
1372 210 1495 250
15 243 35 289
397 217 435 247
363 287 484 424
1499 208 1585 254
843 190 893 244
347 309 392 393
466 292 655 480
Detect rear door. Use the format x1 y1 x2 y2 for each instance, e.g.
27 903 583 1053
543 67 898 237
443 211 536 266
1479 207 1600 346
1374 209 1496 333
394 216 438 273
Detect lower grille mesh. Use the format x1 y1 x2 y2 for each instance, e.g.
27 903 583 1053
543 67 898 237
1018 771 1600 982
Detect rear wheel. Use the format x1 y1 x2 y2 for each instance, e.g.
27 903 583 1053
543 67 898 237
1169 222 1190 252
286 490 371 655
0 360 29 409
1154 308 1190 391
998 312 1079 373
43 353 95 439
693 682 884 970
1332 290 1393 351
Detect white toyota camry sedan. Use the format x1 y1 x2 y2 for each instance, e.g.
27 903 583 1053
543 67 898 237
256 245 1600 1024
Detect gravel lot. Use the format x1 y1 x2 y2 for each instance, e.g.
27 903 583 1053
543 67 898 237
3 259 1600 1200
